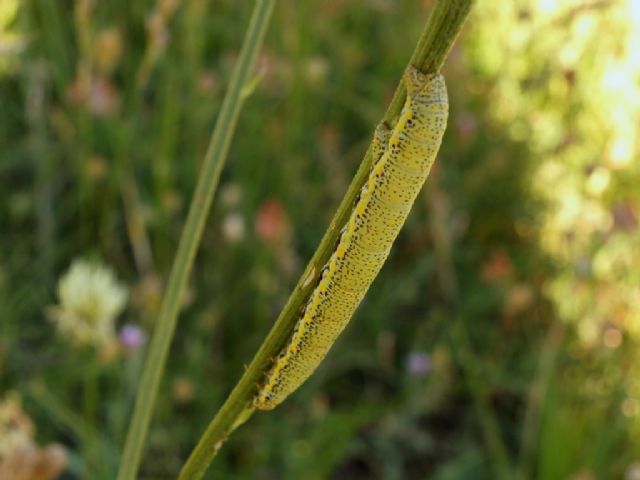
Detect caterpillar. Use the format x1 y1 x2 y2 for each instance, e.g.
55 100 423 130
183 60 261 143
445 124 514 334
254 66 448 410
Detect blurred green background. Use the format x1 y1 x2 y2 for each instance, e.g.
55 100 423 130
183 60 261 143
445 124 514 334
1 0 640 478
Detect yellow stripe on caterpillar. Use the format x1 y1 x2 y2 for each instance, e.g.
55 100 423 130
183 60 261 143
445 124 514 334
254 66 448 410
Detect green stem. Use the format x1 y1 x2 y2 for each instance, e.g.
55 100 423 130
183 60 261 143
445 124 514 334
29 381 120 477
178 1 474 479
450 321 514 479
516 322 564 479
427 140 513 479
116 1 276 478
384 0 474 124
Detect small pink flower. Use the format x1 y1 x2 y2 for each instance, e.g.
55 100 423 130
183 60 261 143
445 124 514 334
119 324 146 351
456 112 477 143
481 249 514 283
255 199 290 244
406 352 432 377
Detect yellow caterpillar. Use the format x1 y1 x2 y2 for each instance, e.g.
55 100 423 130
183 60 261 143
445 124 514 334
254 67 448 410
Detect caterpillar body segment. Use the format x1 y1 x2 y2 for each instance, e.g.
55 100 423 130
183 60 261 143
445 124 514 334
254 67 448 410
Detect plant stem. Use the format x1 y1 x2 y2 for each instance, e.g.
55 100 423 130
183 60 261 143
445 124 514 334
384 0 474 124
427 152 513 479
29 381 120 477
450 321 514 479
178 1 474 479
517 322 564 479
116 1 276 478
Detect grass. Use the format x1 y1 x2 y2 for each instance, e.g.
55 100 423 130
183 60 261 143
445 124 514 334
118 1 277 478
1 0 638 478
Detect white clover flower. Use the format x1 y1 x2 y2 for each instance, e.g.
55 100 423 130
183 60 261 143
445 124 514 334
48 259 128 348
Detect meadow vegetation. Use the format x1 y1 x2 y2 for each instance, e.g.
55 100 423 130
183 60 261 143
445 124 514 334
1 0 639 478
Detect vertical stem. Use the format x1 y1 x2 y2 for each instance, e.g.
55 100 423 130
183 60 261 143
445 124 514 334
384 0 475 124
517 321 564 478
450 322 514 479
116 1 277 478
427 168 513 478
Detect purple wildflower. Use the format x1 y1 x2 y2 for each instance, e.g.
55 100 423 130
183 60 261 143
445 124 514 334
119 324 146 350
406 352 432 377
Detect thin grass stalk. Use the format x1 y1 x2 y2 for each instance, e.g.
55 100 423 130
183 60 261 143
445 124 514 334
178 1 475 479
516 322 564 479
28 381 120 476
427 151 514 478
116 1 277 478
450 321 514 479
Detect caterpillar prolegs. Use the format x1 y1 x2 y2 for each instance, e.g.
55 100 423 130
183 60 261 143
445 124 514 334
254 67 448 410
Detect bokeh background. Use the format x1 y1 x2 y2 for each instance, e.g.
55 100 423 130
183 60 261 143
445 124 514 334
2 0 640 478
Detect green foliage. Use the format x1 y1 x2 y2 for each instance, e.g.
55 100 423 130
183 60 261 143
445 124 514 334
1 0 638 478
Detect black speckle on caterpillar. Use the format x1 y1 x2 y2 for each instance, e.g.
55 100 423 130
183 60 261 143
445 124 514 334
254 66 448 410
